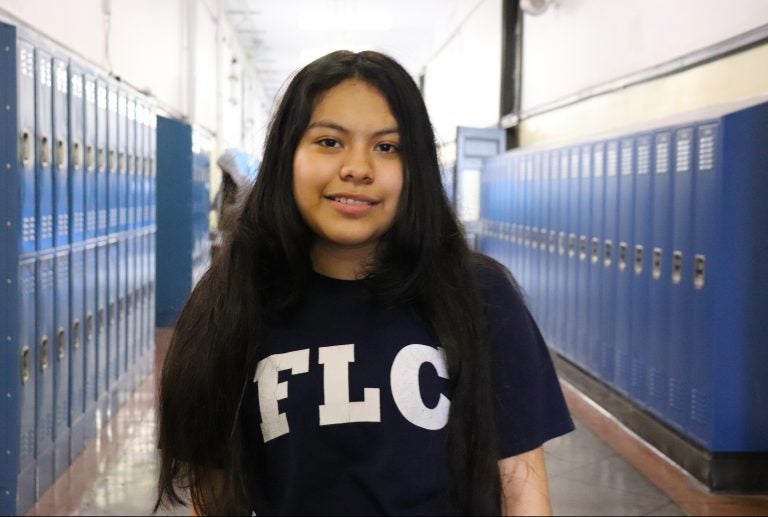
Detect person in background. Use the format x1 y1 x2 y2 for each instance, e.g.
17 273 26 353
155 50 573 516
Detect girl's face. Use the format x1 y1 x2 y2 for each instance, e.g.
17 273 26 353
293 79 403 257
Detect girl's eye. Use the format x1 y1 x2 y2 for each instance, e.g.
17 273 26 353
318 138 340 148
377 142 400 153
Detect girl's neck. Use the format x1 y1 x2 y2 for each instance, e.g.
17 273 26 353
310 240 375 280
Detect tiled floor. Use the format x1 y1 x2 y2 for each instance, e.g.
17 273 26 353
24 330 768 516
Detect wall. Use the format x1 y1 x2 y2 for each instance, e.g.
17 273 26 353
519 0 768 145
421 0 503 163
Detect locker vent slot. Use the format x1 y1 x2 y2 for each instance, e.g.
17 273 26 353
694 255 706 290
672 251 683 284
619 242 628 272
634 245 644 275
653 248 662 280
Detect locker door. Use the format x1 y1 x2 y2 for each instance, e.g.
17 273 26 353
95 80 108 237
588 142 605 375
106 236 119 394
117 90 127 234
106 84 118 235
647 131 673 419
688 122 718 447
566 147 579 360
17 257 38 514
127 96 137 232
52 248 70 477
629 133 653 406
576 144 591 368
35 251 55 497
555 149 568 351
95 238 109 418
69 63 86 244
83 241 98 441
18 41 37 255
35 49 54 251
613 137 635 396
52 57 69 248
667 126 694 434
69 244 86 460
600 140 619 384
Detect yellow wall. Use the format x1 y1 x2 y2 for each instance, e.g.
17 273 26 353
519 42 768 147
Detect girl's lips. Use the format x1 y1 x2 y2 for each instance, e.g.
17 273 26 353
326 196 377 216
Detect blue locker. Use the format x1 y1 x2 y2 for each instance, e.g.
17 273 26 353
135 102 146 230
52 56 69 248
629 133 653 406
126 233 137 388
687 122 718 447
35 251 55 498
95 80 108 237
150 110 157 227
83 241 98 442
613 137 635 396
600 140 619 383
647 131 673 419
95 238 109 418
545 151 557 342
566 147 579 360
69 244 86 461
587 142 605 375
554 149 567 351
17 40 37 256
52 248 70 477
68 63 86 244
666 126 694 433
117 90 128 234
82 75 95 242
114 234 127 407
539 152 551 339
107 84 118 235
127 96 137 231
106 236 119 393
35 48 54 251
576 144 591 368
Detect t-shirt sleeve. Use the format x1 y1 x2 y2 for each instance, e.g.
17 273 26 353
476 259 575 459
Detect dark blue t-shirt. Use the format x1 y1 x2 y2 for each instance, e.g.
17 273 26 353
242 261 573 515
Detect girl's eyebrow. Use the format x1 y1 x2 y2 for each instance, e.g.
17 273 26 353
307 120 399 137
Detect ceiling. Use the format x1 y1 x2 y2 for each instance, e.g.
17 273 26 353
223 0 471 103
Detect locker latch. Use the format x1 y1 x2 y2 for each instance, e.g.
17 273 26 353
549 230 556 253
634 245 644 275
568 234 576 258
108 302 116 327
118 151 126 172
57 327 66 360
109 150 116 171
86 313 94 343
694 255 706 290
86 144 95 172
652 248 662 280
98 148 106 172
591 238 599 264
21 346 30 385
579 236 587 261
21 129 32 165
72 319 81 350
558 232 566 255
604 240 613 268
56 139 67 169
40 336 49 372
98 307 106 334
672 251 683 284
40 135 50 167
73 141 82 170
619 242 628 272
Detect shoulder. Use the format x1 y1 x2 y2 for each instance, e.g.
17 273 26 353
469 253 526 316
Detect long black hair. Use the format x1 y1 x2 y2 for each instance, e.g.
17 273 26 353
155 50 501 515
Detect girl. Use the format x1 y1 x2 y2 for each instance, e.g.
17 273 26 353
155 50 573 516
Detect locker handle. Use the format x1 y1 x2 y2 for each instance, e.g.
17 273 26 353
109 150 116 171
73 141 82 169
549 231 556 254
567 234 576 258
21 346 30 385
40 336 49 372
694 255 706 290
86 313 94 343
40 135 50 167
591 238 599 264
21 129 32 165
98 307 106 333
56 139 67 169
98 148 106 172
72 319 81 350
86 144 95 172
108 302 116 326
579 236 587 261
118 151 126 172
634 245 644 275
672 251 683 284
604 240 613 268
128 154 135 175
57 327 66 360
652 248 662 280
618 242 628 272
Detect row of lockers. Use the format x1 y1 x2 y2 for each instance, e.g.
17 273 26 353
0 21 157 258
0 22 159 516
478 98 768 453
